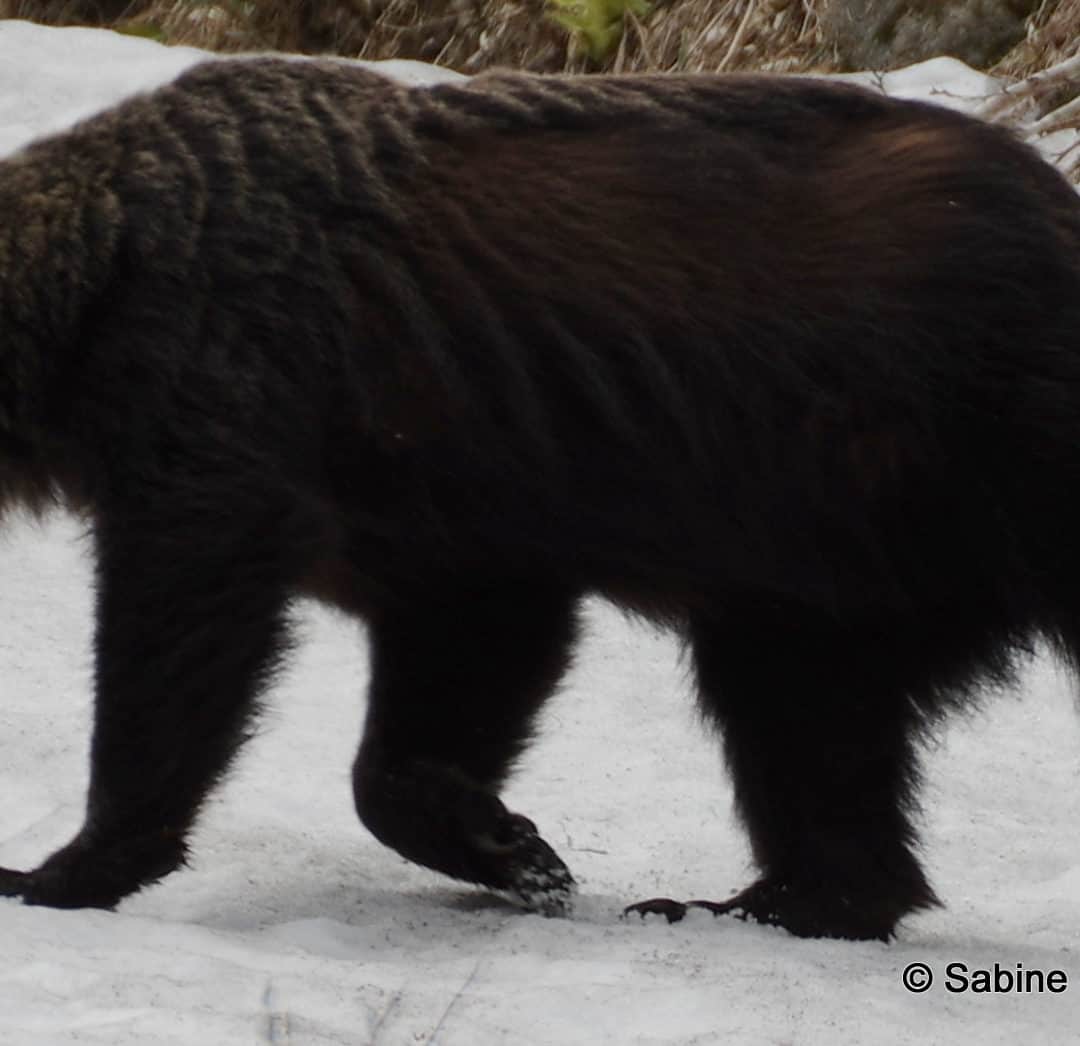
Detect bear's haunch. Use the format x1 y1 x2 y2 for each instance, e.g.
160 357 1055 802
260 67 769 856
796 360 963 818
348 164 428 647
1 58 1079 939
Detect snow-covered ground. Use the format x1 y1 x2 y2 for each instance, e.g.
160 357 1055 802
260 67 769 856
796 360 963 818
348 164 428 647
1 20 1078 1045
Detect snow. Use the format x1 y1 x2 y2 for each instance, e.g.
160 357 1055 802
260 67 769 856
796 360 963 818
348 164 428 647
1 20 1078 1044
837 55 1003 110
0 18 463 157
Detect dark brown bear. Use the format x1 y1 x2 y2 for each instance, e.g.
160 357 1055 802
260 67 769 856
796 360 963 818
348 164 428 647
1 58 1079 941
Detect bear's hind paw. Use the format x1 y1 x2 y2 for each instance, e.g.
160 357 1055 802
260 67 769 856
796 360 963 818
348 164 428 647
0 866 29 898
625 879 900 941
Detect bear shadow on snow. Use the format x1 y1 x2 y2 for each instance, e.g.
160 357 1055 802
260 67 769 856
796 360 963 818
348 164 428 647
1 58 1079 941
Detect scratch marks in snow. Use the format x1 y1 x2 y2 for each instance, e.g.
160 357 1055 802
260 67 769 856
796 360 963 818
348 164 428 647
260 978 290 1045
368 959 485 1046
426 960 482 1045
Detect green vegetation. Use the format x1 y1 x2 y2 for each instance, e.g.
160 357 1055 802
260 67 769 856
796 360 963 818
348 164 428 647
547 0 650 63
116 21 164 41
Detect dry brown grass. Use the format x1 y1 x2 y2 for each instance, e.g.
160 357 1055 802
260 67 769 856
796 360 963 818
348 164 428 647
995 0 1080 78
0 0 832 71
2 0 1076 79
354 1 571 72
349 0 831 75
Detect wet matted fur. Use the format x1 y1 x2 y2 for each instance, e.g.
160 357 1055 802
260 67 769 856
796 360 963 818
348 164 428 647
1 58 1080 939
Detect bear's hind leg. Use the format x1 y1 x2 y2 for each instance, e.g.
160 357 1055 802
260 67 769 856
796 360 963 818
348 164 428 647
353 585 578 914
630 610 942 940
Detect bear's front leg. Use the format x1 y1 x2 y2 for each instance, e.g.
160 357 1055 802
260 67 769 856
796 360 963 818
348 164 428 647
352 584 579 914
0 493 298 909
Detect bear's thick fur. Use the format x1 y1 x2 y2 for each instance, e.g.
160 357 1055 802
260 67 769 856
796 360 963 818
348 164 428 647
1 58 1079 939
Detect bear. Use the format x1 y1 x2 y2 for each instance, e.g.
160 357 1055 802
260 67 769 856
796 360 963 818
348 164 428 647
1 57 1079 941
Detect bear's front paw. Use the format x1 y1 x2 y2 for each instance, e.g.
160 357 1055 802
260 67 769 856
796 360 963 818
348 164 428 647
481 813 576 917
